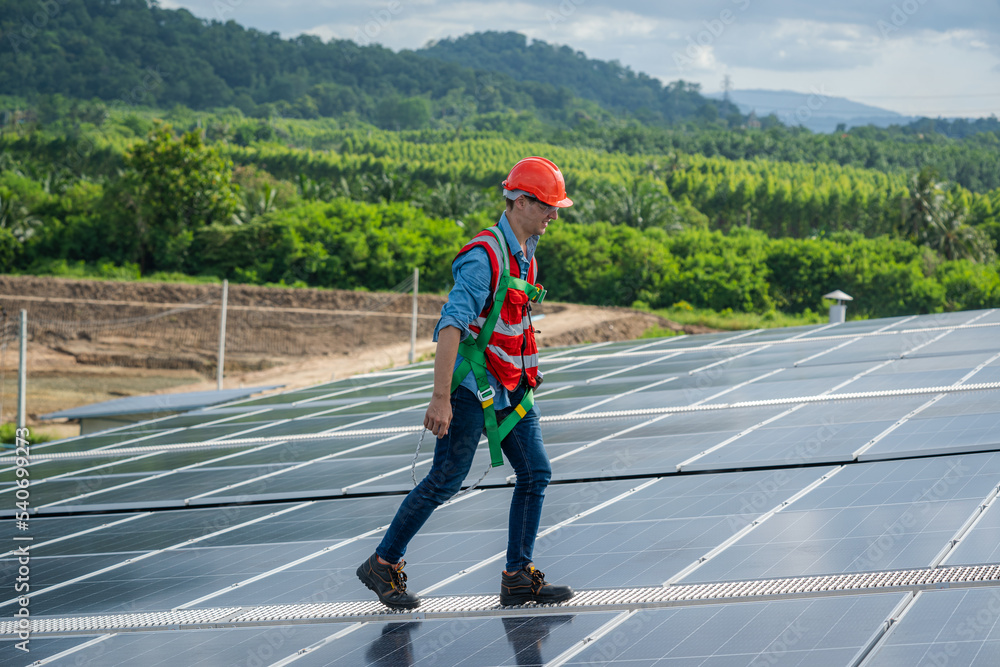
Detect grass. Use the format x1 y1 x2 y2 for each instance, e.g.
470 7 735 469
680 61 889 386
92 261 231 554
18 260 423 293
638 325 684 339
642 300 832 333
0 422 57 445
21 259 222 285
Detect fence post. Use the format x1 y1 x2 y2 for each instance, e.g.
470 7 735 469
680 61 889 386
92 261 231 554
409 268 419 364
217 280 228 391
17 309 26 430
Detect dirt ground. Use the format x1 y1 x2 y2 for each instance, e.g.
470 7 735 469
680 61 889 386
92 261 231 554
0 275 709 438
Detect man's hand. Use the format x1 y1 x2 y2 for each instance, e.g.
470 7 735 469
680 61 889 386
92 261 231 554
425 326 462 438
424 393 453 437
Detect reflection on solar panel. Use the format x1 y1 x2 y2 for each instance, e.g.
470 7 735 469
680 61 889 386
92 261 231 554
2 309 1000 665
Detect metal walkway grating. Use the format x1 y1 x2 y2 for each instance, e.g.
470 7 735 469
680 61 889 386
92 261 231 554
6 564 1000 636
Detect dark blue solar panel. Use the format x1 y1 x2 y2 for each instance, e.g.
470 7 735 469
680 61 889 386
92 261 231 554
569 593 905 666
10 310 1000 667
683 453 1000 583
860 412 1000 461
866 588 1000 667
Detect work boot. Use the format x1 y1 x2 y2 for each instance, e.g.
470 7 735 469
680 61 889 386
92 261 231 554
357 553 421 610
500 564 574 606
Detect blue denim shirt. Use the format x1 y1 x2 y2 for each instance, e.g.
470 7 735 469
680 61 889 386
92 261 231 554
433 212 539 409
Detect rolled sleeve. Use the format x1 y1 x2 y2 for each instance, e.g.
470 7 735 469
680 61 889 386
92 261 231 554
433 246 493 342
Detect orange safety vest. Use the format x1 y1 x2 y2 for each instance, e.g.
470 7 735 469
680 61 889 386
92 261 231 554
455 226 540 391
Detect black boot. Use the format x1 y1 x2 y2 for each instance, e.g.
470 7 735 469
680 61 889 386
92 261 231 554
500 565 574 606
357 553 421 610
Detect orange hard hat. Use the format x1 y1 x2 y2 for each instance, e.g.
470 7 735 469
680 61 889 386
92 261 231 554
502 157 573 208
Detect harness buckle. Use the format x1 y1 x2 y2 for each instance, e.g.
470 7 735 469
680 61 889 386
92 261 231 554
477 386 495 403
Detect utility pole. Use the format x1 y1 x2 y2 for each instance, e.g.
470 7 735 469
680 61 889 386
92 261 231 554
409 268 419 364
17 309 26 430
217 280 228 391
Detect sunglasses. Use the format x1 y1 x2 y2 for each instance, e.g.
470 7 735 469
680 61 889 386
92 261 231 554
523 195 558 214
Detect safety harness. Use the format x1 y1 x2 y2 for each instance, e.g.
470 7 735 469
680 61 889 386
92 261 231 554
450 227 546 467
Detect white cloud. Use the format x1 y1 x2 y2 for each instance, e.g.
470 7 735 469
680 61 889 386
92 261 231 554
715 28 1000 117
550 10 661 43
147 0 1000 117
711 19 881 71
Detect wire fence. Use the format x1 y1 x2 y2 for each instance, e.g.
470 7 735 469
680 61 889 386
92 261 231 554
0 274 434 371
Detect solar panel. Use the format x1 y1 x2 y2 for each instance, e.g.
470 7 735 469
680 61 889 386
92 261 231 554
682 453 1000 584
3 309 999 665
865 588 1000 666
291 614 614 667
859 413 1000 460
940 489 1000 565
566 593 906 666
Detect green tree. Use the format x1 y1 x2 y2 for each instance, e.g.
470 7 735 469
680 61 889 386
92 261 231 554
0 227 20 270
415 181 490 222
113 124 240 271
923 204 997 262
0 192 40 241
903 166 945 240
585 177 681 230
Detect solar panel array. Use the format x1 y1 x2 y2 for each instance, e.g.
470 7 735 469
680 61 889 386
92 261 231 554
3 308 1000 666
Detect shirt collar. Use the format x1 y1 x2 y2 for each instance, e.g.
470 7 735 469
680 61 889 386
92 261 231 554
498 212 538 263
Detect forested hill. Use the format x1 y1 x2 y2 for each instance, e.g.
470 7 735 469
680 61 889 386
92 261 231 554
0 0 736 128
417 32 738 125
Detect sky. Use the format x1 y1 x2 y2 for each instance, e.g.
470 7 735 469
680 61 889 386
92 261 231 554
159 0 1000 118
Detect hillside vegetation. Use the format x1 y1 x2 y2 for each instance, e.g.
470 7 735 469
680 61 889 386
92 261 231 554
1 0 999 323
0 0 736 129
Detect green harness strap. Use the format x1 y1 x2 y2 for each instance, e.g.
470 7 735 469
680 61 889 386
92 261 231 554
450 227 545 467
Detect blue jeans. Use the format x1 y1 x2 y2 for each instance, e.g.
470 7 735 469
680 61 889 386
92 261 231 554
376 386 551 572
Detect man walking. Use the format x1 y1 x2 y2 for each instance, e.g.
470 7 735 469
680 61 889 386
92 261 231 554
357 157 575 609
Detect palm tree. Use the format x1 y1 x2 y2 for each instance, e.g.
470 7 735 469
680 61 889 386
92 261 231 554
904 167 996 262
592 177 682 231
0 193 40 241
417 181 489 221
297 173 334 201
924 203 997 262
903 166 945 241
234 185 278 224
